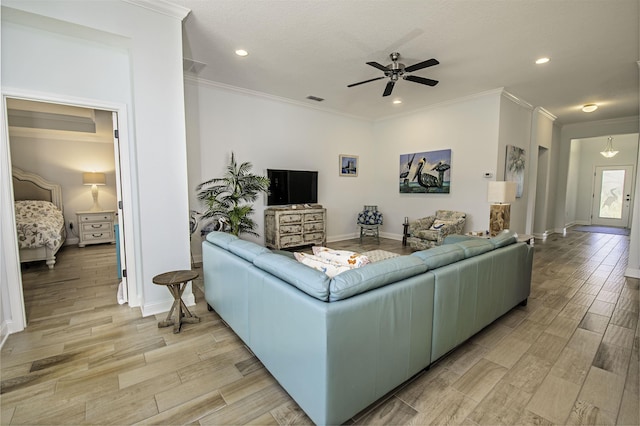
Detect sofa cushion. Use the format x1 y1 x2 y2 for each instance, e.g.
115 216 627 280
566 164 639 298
411 244 465 269
227 239 271 262
414 229 440 241
489 230 518 248
455 239 494 258
205 231 239 249
293 252 351 278
329 256 427 302
254 253 331 301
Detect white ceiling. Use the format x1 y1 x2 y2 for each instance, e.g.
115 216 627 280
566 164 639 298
172 0 639 124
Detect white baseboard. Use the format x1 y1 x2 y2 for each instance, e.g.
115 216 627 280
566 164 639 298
140 292 196 317
0 320 9 350
624 267 640 279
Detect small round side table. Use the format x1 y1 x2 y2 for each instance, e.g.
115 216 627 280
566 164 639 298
152 270 200 333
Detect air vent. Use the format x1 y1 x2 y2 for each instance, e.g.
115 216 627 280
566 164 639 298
306 95 325 102
183 58 206 74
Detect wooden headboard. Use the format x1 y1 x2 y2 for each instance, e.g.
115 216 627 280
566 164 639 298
12 167 64 211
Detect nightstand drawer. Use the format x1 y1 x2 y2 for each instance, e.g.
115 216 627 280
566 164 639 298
81 222 112 232
81 230 114 242
78 213 114 223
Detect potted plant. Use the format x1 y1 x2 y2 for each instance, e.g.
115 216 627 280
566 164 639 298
196 152 270 237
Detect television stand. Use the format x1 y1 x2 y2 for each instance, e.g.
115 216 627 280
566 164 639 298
264 205 326 249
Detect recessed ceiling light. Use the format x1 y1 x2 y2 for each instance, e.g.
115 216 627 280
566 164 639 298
392 99 402 105
235 49 248 57
582 104 598 113
535 57 550 65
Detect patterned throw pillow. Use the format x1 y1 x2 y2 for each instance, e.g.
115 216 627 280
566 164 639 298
429 219 451 231
312 247 370 268
293 252 351 278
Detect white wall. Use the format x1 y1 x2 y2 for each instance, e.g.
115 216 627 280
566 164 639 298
185 79 374 261
497 94 534 234
373 90 503 235
557 117 640 229
9 130 118 245
1 0 191 334
572 134 638 224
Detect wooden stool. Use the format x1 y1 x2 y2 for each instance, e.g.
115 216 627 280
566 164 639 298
152 270 200 333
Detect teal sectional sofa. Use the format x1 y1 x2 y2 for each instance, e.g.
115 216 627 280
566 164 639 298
202 230 533 425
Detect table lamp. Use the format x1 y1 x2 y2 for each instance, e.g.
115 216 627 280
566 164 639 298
83 172 106 212
488 181 517 236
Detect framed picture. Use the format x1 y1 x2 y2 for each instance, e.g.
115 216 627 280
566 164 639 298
505 145 525 198
399 149 451 193
339 155 358 177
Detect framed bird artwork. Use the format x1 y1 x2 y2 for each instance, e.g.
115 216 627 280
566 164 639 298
399 149 451 193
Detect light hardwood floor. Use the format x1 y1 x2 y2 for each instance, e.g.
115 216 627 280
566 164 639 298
1 231 638 425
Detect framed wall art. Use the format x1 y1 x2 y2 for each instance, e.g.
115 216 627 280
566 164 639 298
339 154 358 177
399 149 451 193
505 145 525 198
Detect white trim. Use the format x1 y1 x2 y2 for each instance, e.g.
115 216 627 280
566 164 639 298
121 0 191 20
184 75 372 123
1 88 141 336
534 106 557 122
501 90 534 110
624 267 640 279
141 291 196 317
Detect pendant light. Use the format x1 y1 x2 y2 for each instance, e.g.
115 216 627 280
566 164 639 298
600 136 619 158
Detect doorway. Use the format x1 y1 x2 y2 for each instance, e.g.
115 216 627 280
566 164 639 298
2 92 136 332
591 165 634 228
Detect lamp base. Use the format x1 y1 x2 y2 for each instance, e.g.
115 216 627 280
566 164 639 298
489 203 511 237
89 184 102 212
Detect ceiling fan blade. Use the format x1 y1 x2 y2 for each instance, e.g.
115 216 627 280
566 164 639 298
404 58 439 73
383 80 395 97
404 75 439 86
366 61 389 72
347 76 385 87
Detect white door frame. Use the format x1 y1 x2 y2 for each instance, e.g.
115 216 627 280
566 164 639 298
1 87 139 333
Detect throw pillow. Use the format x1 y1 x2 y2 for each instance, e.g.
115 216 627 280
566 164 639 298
293 252 351 278
311 247 370 268
429 219 451 231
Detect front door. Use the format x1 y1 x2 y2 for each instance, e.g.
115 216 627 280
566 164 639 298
591 165 634 228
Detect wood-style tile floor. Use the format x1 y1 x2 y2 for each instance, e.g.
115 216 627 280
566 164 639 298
1 231 638 425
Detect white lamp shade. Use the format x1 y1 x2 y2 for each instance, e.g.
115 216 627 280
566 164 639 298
488 181 517 203
83 172 106 185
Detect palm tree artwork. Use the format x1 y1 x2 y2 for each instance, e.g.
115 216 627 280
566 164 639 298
505 145 525 198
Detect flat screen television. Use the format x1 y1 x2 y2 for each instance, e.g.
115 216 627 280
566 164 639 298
267 169 318 206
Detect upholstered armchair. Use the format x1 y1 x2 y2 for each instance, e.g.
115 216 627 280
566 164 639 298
357 205 383 242
407 210 466 250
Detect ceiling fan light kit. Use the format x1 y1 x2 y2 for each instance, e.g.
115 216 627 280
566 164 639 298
348 52 439 97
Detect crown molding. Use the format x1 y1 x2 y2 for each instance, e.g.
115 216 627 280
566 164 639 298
534 106 557 121
183 75 372 122
121 0 191 20
501 90 534 110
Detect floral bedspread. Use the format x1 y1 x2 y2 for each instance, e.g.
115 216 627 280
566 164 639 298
15 200 64 250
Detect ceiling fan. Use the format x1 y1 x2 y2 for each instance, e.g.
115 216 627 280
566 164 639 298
347 52 439 97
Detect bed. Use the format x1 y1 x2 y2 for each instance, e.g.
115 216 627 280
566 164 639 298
12 167 66 269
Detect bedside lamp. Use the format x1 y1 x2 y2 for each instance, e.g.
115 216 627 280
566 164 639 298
83 172 106 212
488 181 517 237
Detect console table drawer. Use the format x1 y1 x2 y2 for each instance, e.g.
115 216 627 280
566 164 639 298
304 232 324 243
280 235 304 247
280 224 302 234
304 212 324 222
304 223 324 232
279 214 302 224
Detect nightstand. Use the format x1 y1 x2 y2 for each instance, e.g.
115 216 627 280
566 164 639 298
76 210 116 247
